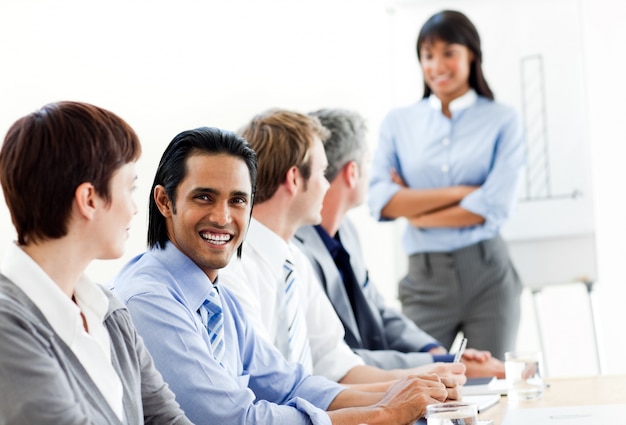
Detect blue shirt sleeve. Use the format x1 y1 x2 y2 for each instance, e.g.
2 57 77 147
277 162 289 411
420 343 455 363
122 287 339 425
368 110 405 221
460 107 525 230
432 354 456 363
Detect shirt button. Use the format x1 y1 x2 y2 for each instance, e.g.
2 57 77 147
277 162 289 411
442 138 450 146
441 164 449 173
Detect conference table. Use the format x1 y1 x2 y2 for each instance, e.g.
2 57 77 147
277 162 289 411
478 374 626 424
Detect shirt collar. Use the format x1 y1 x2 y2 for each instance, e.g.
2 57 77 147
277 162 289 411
428 88 477 114
246 217 291 276
0 242 109 345
314 225 343 259
151 241 216 311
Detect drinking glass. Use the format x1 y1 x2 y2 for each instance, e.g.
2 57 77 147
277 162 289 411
504 351 544 401
426 402 478 425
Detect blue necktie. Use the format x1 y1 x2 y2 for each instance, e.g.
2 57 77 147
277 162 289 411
199 286 225 366
283 258 313 373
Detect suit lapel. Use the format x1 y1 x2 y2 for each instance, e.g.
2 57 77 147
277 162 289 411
294 226 362 346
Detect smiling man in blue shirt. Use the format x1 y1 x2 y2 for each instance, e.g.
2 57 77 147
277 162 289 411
111 126 459 425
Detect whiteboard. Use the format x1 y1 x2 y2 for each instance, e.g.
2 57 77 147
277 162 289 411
386 0 597 287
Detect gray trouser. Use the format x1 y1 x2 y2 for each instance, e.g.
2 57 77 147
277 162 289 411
399 235 522 360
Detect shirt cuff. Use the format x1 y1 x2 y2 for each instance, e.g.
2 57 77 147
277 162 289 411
286 397 332 425
432 354 456 363
421 343 455 363
421 343 444 353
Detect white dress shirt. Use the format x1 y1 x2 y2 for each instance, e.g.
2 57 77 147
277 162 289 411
221 218 364 382
1 243 124 420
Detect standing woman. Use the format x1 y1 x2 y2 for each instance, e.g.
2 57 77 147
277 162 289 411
0 101 191 424
368 10 524 360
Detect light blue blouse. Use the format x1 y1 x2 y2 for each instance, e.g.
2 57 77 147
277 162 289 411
368 90 525 254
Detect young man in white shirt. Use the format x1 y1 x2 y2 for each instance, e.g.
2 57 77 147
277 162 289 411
221 109 474 386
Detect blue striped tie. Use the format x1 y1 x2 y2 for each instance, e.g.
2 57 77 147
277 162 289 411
200 286 225 366
283 258 313 374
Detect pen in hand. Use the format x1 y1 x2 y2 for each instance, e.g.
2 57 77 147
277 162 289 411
453 337 468 363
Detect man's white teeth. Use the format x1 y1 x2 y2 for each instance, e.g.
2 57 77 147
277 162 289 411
200 233 231 244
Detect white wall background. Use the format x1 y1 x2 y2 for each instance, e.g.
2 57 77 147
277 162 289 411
0 0 624 377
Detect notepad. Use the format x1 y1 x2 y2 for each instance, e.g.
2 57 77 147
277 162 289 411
413 395 500 424
461 377 508 395
415 416 494 425
501 404 626 424
463 394 501 412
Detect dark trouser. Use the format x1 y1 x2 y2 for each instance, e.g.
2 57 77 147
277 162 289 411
399 235 522 360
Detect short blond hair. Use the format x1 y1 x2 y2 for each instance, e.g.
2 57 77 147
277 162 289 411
241 109 329 203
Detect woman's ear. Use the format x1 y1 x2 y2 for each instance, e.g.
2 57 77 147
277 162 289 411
74 182 97 220
153 185 173 217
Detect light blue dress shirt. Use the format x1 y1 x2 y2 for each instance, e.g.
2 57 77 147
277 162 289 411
111 242 342 425
368 90 525 254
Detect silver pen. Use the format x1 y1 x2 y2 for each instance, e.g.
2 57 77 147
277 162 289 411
453 337 468 363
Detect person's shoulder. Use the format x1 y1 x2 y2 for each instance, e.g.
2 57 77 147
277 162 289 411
0 285 28 321
293 224 317 244
381 99 432 133
291 241 313 267
385 99 429 118
0 279 54 342
340 216 358 233
470 98 520 129
475 97 518 117
110 251 177 301
221 246 261 282
217 283 253 324
219 257 249 291
0 276 21 306
0 277 35 315
99 285 135 329
98 285 124 309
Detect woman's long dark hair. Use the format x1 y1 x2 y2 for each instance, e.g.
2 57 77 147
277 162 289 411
417 10 494 100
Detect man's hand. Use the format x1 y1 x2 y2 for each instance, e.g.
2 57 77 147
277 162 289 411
407 362 467 386
462 349 505 378
376 374 459 422
462 348 491 362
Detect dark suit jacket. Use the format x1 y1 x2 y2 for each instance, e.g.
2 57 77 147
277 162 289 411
293 218 439 369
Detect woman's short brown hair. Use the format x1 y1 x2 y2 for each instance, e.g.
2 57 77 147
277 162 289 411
0 101 141 244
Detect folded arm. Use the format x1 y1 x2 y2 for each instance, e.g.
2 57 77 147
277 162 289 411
381 168 480 225
407 204 485 228
380 184 477 220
